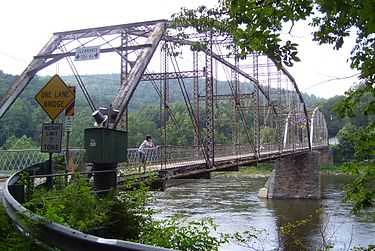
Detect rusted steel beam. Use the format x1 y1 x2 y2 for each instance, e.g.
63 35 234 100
141 70 204 81
54 19 168 40
34 44 151 59
0 35 61 119
275 62 312 150
112 22 167 128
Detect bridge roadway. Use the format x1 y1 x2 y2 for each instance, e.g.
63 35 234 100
134 144 328 180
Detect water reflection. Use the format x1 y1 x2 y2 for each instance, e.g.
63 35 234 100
265 199 323 250
150 173 375 250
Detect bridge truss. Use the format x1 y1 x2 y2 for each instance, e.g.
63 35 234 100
0 20 329 171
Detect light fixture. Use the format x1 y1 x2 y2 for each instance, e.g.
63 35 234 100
92 110 108 127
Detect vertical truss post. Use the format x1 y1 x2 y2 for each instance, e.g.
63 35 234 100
232 54 240 157
205 35 214 168
193 51 200 156
160 42 169 169
277 70 283 152
119 32 129 131
266 57 272 152
252 53 260 157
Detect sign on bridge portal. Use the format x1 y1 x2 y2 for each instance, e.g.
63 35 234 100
35 74 75 120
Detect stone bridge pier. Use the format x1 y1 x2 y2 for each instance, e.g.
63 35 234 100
259 150 330 199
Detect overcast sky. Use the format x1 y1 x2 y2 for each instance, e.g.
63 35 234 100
0 0 358 98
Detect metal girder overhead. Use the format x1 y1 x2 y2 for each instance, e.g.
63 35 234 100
0 35 61 119
34 44 151 59
53 19 168 40
141 70 204 81
112 22 167 128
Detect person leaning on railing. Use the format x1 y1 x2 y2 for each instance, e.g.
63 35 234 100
137 135 155 173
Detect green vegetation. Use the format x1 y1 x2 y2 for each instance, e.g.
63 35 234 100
22 176 230 251
239 164 273 176
320 164 344 174
0 203 46 251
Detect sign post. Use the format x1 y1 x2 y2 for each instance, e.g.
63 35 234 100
41 122 63 187
65 86 76 175
35 75 75 188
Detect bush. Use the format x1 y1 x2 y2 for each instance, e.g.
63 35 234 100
0 203 46 251
24 176 229 250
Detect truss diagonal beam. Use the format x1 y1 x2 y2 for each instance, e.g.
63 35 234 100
112 22 166 128
277 65 312 150
0 35 61 119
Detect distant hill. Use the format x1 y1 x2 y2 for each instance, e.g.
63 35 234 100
0 70 327 147
1 72 325 111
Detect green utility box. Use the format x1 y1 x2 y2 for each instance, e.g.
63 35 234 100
84 128 127 163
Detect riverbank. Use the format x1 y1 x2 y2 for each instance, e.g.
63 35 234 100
230 164 347 178
320 164 347 175
238 164 273 177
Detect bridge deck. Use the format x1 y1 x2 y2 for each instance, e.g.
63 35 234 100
139 145 327 178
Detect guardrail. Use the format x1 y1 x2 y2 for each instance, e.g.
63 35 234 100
2 161 174 251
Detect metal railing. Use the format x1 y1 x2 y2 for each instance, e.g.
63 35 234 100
0 149 85 174
0 142 327 175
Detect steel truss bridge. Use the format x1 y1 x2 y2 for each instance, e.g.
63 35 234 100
1 20 329 251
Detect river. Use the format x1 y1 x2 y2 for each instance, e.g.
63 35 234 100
150 171 375 250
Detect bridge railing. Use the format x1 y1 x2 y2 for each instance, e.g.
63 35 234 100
0 141 323 175
0 149 85 175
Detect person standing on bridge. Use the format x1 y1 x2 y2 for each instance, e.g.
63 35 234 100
138 135 155 173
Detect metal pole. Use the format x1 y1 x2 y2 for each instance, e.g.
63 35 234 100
47 120 54 189
193 51 200 156
65 130 70 184
205 34 214 168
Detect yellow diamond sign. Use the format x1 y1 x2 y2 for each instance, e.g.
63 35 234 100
35 74 75 120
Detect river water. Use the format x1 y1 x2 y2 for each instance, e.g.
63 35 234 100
150 172 375 250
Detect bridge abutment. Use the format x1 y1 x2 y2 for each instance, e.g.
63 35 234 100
259 151 321 199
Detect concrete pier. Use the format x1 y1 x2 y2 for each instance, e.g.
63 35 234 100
259 151 321 199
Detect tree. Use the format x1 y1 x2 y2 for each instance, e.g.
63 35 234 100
0 99 34 146
1 135 38 150
172 0 375 213
319 96 346 138
260 127 277 145
331 124 355 163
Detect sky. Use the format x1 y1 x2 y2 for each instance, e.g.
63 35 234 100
0 0 359 98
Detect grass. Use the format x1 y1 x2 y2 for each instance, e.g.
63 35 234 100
239 163 273 176
320 164 345 174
